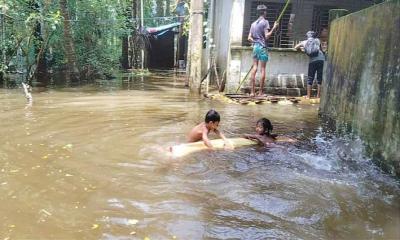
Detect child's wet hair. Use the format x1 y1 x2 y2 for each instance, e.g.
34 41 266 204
205 109 220 123
257 118 273 135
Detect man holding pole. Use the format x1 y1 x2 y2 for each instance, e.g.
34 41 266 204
247 4 279 96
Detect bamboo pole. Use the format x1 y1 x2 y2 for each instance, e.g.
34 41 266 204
276 0 291 23
235 67 252 93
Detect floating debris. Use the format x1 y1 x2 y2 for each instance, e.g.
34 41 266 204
127 219 139 225
91 224 99 229
63 144 73 149
40 209 52 216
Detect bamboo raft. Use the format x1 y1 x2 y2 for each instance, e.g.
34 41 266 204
205 93 321 105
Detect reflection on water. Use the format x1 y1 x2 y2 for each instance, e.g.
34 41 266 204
0 72 399 239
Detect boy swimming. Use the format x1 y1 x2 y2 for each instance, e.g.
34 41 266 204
187 109 233 149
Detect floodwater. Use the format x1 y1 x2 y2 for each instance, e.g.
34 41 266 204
0 72 399 240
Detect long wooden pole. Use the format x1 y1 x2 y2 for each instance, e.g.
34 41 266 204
276 0 291 23
235 67 252 93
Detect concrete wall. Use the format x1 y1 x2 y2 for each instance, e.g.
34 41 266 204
213 0 233 74
320 1 400 177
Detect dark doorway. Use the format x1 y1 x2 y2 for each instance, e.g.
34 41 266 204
148 30 175 69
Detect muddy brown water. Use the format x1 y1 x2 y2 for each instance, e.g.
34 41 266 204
0 72 399 239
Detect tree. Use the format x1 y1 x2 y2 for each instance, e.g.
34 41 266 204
156 0 164 17
31 0 48 85
59 0 79 83
121 1 131 70
2 0 157 84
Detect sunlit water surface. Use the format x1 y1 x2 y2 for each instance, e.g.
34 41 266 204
0 72 399 239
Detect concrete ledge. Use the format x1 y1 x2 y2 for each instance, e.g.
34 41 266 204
226 45 310 94
286 88 301 96
240 87 293 96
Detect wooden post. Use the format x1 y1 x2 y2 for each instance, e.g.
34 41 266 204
140 0 145 70
1 9 6 86
205 0 215 94
188 0 203 93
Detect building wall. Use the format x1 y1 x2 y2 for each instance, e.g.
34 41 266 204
242 0 379 45
213 0 234 74
290 0 377 42
320 1 400 177
211 0 380 93
218 0 380 93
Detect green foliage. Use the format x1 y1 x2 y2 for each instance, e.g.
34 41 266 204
71 0 127 76
1 0 61 77
1 0 182 82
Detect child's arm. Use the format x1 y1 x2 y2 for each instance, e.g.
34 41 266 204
215 129 234 149
294 40 307 51
243 134 257 139
276 136 297 143
202 129 214 149
294 42 303 50
243 134 265 146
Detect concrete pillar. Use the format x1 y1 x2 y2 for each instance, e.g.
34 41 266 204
188 0 204 93
226 0 246 93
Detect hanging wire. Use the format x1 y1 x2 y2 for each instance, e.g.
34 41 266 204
7 15 189 23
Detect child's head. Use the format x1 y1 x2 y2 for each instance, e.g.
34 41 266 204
306 31 316 39
256 118 273 135
205 109 220 130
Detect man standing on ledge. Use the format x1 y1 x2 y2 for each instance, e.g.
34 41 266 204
248 4 279 96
